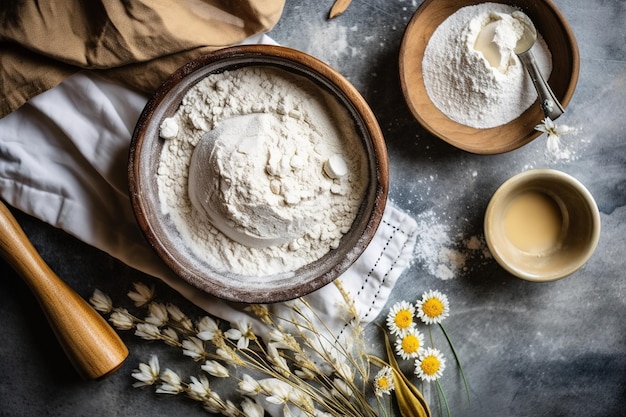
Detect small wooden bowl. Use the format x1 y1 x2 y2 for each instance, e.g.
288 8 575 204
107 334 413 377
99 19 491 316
129 45 388 303
399 0 580 154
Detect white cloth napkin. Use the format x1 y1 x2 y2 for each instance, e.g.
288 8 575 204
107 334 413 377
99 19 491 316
0 34 417 333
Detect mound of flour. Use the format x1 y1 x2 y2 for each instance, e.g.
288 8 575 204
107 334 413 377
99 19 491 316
422 3 552 128
157 66 368 276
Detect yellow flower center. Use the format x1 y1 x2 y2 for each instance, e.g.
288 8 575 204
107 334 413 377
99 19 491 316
377 376 390 390
394 309 413 330
422 298 444 318
421 356 441 376
401 334 421 354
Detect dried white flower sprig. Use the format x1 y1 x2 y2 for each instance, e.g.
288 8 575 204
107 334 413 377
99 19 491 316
535 117 580 159
90 281 433 417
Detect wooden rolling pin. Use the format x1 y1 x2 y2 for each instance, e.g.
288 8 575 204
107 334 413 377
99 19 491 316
0 201 128 379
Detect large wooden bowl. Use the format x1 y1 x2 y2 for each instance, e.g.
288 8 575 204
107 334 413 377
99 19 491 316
129 45 388 303
399 0 579 154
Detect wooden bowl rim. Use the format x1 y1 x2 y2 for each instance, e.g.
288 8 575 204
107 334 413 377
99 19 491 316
399 0 580 154
128 44 389 303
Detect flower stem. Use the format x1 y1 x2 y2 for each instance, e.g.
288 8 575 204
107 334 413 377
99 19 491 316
435 380 450 417
438 324 470 406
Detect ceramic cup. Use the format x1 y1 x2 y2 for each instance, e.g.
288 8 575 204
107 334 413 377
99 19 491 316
484 169 600 281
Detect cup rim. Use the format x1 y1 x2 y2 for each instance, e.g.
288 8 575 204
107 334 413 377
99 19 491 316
484 169 601 281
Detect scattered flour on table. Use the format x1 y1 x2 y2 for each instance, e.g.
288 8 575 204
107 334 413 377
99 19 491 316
307 21 356 66
156 66 367 277
544 124 585 162
422 2 553 128
412 209 492 280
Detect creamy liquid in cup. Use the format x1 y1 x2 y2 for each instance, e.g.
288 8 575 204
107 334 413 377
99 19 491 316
503 190 565 254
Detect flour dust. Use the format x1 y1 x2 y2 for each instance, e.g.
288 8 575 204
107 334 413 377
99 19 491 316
411 209 492 280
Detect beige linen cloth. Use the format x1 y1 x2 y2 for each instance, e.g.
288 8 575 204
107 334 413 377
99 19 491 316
1 0 285 118
0 1 418 338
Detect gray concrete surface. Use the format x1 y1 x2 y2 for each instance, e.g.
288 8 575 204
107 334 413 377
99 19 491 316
1 1 624 416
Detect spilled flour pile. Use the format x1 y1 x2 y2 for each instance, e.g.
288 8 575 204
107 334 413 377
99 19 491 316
412 210 492 280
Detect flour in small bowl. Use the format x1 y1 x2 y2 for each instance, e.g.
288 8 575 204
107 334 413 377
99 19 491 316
422 3 553 128
156 66 368 277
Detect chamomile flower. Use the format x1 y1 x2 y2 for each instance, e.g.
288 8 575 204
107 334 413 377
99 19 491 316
415 290 450 325
111 280 459 416
373 366 395 396
414 347 446 382
394 328 425 360
386 301 416 336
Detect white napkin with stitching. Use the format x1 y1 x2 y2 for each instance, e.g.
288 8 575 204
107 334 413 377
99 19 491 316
0 34 417 333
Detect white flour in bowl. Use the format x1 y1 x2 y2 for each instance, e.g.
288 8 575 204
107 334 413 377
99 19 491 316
422 3 552 128
156 66 368 276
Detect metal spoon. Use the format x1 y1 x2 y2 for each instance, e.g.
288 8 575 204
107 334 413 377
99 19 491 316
513 11 564 120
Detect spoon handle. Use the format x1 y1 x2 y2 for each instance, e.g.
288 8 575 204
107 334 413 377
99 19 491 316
518 50 565 120
0 201 128 379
